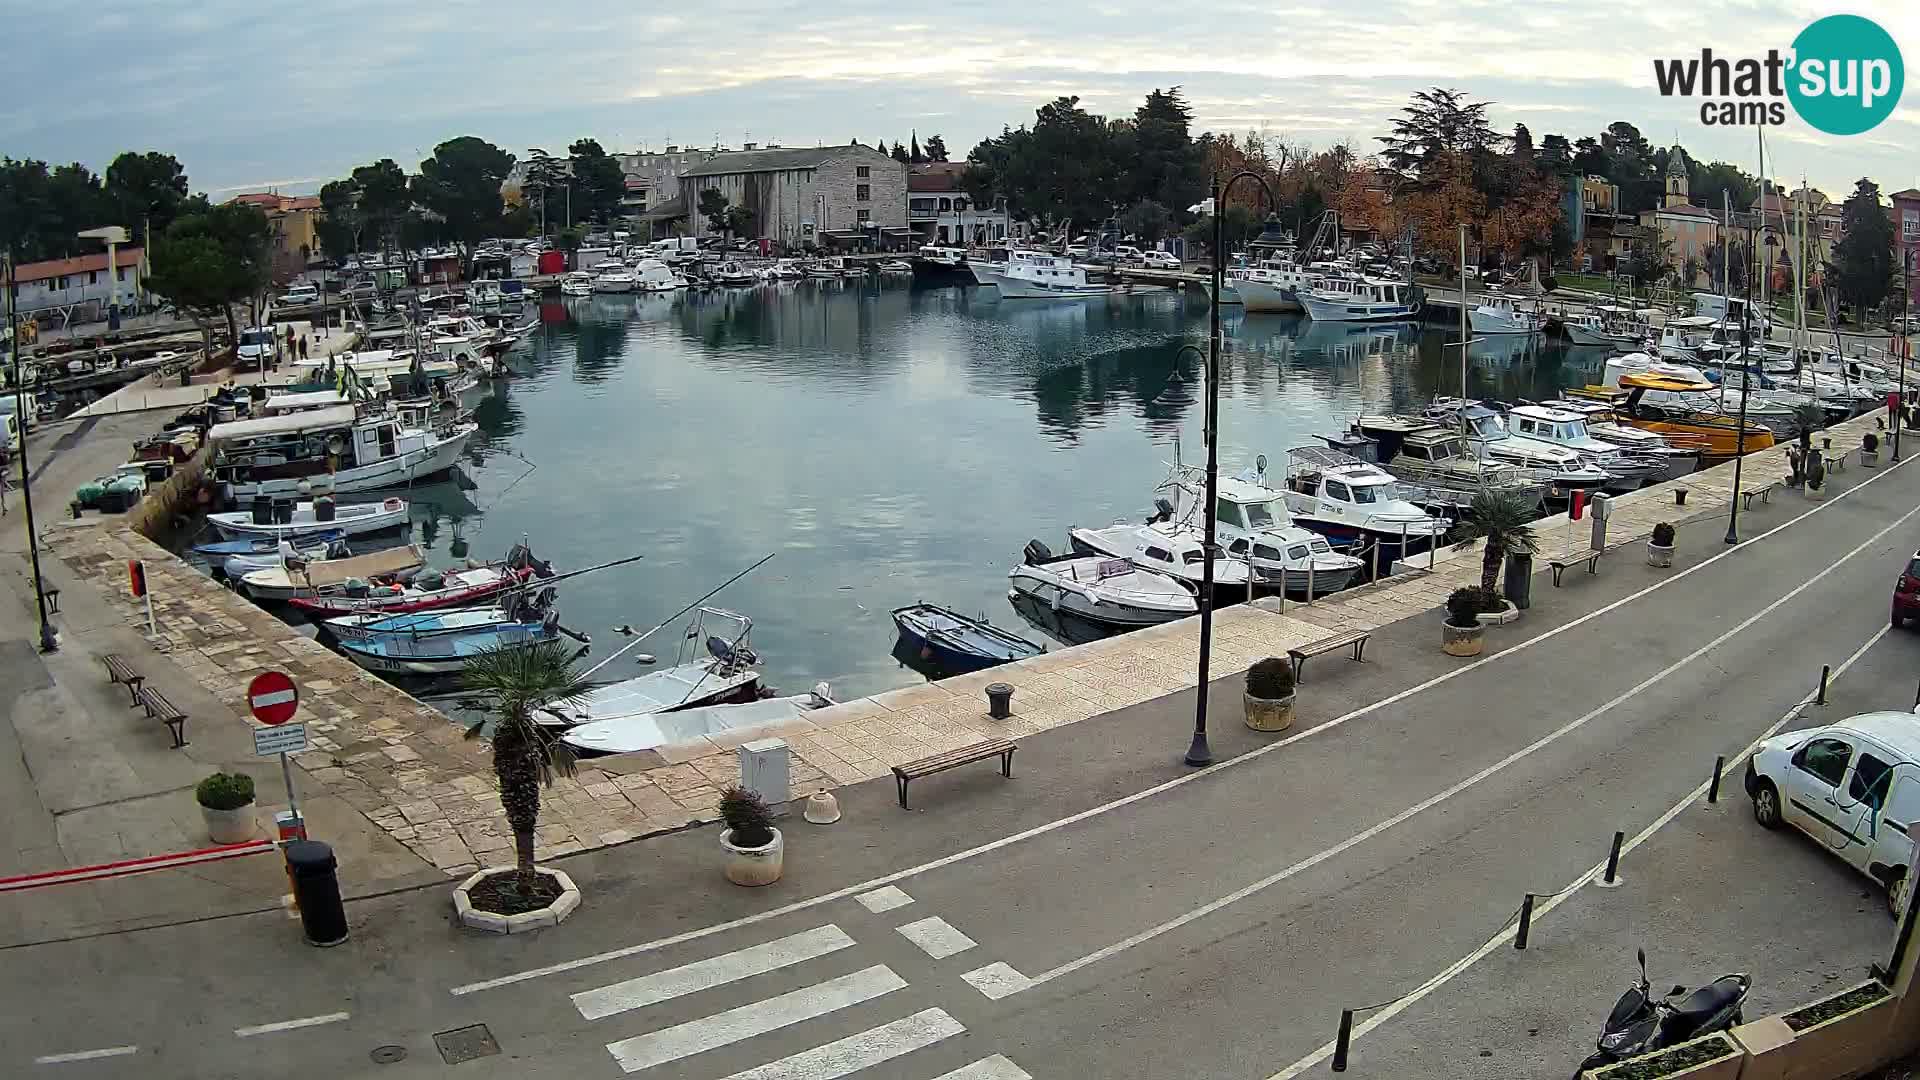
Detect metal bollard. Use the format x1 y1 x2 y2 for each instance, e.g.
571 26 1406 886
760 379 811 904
1307 562 1315 604
1707 756 1725 804
1818 664 1832 705
1331 1009 1354 1072
1599 830 1625 887
986 682 1014 720
1515 893 1535 950
285 840 348 946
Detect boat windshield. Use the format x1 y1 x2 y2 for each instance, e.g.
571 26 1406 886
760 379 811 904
1349 483 1380 504
1560 420 1590 441
1244 499 1280 528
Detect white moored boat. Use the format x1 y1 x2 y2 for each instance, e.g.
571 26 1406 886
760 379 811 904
592 268 637 293
559 271 594 296
975 250 1112 299
1007 540 1196 628
207 405 476 501
1298 275 1419 322
561 685 836 757
1469 296 1541 335
208 496 411 539
239 544 425 602
537 608 764 729
1067 521 1256 594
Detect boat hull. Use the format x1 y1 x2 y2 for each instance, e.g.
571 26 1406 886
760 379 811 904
1300 292 1419 323
1468 308 1538 335
210 501 408 539
890 605 1041 675
289 567 534 616
979 270 1112 300
910 260 979 287
1237 280 1303 314
225 426 476 501
1006 567 1193 628
337 625 556 676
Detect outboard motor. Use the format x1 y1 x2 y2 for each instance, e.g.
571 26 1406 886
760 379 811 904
343 578 370 598
1024 539 1053 565
1147 497 1175 524
251 496 273 525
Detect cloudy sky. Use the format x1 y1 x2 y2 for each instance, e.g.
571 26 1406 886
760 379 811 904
2 0 1913 200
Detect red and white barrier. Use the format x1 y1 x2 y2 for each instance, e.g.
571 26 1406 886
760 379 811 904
0 839 277 893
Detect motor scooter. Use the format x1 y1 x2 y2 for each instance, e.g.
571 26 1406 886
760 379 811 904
1576 949 1751 1075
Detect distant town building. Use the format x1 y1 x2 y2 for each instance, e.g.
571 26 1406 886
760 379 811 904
1 247 147 315
1564 175 1634 264
227 192 323 278
1637 146 1718 281
907 163 1009 246
616 146 721 216
678 144 908 248
1892 188 1920 311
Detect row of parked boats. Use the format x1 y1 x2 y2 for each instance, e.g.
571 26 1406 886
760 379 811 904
561 256 912 296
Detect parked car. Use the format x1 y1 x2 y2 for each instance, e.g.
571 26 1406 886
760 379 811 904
280 284 319 306
1141 251 1181 270
1893 552 1920 626
343 281 377 301
1746 710 1920 913
1065 244 1090 259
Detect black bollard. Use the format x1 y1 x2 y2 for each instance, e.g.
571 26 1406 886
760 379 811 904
1707 755 1725 804
986 682 1014 720
285 840 349 946
1515 893 1535 950
1818 664 1832 705
1331 1009 1354 1072
1601 830 1625 886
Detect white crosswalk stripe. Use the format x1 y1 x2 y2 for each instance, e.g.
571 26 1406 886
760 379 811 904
894 916 976 960
605 964 907 1074
574 926 855 1021
932 1056 1035 1080
712 1008 963 1080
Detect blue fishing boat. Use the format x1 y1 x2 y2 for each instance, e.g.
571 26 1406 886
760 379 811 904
335 618 561 676
194 529 345 556
325 606 524 641
891 603 1043 677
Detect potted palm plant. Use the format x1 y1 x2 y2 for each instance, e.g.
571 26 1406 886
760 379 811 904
1805 453 1827 499
1647 522 1676 567
196 772 256 844
453 640 589 932
1861 432 1879 468
720 786 784 886
1443 587 1493 656
1458 489 1538 622
1243 657 1296 732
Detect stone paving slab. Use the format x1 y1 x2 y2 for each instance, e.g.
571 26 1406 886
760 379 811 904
43 408 1895 874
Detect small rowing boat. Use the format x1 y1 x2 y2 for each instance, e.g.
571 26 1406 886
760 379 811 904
891 603 1042 675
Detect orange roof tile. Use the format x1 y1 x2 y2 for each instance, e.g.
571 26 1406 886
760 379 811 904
3 247 144 285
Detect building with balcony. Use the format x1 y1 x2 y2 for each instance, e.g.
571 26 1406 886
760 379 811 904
907 163 1010 246
227 191 323 278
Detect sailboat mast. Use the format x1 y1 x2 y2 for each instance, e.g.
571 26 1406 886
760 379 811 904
1458 223 1468 405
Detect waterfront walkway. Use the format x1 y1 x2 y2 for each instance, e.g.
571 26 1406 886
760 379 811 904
66 319 360 418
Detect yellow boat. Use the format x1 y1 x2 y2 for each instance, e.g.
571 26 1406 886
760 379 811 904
1566 373 1775 462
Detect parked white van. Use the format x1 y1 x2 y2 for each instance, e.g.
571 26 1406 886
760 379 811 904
1747 710 1920 913
281 283 320 306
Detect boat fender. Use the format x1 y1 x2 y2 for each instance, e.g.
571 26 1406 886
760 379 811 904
326 433 347 455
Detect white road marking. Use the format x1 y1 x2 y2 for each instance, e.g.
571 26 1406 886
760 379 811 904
895 915 977 959
449 454 1911 997
854 886 914 913
251 689 297 708
934 1056 1036 1080
714 1007 963 1080
961 962 1033 1000
574 925 855 1021
605 964 906 1074
996 491 1920 994
233 1012 350 1038
1266 621 1893 1079
33 1046 138 1064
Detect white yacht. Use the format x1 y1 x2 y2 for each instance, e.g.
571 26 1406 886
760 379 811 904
1469 296 1541 335
1162 471 1363 594
1008 541 1197 628
559 271 594 296
974 250 1112 299
1557 311 1613 347
633 259 687 292
1068 520 1257 595
1505 404 1664 492
207 404 477 501
1280 448 1451 563
1533 398 1703 482
592 267 637 293
1298 275 1419 322
1423 399 1612 496
1329 417 1553 515
806 256 854 279
537 609 764 730
1655 316 1719 364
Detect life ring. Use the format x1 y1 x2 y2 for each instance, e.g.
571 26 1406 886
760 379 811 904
383 498 402 510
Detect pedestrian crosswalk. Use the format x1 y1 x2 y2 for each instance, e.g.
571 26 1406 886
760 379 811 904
571 901 1032 1079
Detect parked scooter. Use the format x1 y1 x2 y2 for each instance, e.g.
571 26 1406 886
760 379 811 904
1576 949 1751 1075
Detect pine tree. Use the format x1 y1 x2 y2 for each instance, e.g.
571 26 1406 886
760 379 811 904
1832 177 1894 320
910 133 924 163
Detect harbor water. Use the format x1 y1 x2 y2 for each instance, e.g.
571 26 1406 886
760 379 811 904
395 280 1608 701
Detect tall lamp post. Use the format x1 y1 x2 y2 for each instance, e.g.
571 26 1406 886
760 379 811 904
1186 170 1279 767
1898 249 1912 463
6 250 58 652
1725 222 1756 546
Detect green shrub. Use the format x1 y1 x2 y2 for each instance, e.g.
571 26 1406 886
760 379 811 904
196 771 255 810
1864 432 1879 453
1651 522 1676 546
1246 657 1295 699
720 786 775 848
1446 586 1501 627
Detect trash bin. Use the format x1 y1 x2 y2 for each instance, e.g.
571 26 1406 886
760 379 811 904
1504 552 1533 610
284 840 348 947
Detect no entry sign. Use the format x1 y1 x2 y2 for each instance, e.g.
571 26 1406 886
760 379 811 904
247 671 299 726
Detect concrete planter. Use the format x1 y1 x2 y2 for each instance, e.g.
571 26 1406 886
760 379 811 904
1476 600 1519 626
1647 542 1675 568
1731 979 1894 1080
1583 1032 1742 1080
1861 449 1880 468
1243 691 1295 732
453 866 582 934
1442 621 1484 656
201 802 256 845
722 827 784 886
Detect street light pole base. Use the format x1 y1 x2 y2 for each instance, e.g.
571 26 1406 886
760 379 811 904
1723 529 1739 545
1184 731 1213 767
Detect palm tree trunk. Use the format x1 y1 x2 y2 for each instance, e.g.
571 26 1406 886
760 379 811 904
1482 540 1504 595
514 827 536 890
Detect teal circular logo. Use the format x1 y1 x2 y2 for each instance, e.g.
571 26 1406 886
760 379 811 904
1787 15 1904 135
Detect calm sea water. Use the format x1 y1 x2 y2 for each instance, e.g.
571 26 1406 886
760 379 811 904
398 281 1604 700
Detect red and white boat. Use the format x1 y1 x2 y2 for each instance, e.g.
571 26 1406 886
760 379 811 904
288 542 552 616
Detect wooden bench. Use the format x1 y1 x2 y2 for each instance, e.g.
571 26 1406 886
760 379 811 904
1740 482 1780 510
1824 452 1848 474
136 685 189 748
101 653 145 705
1288 630 1372 681
893 738 1016 808
1548 548 1604 586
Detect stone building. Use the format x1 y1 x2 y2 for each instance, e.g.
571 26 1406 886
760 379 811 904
677 144 907 248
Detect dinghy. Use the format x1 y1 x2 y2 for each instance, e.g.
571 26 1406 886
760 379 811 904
562 684 836 757
289 542 551 616
891 604 1042 675
240 544 426 602
221 537 351 579
194 529 344 556
336 615 564 676
208 497 409 539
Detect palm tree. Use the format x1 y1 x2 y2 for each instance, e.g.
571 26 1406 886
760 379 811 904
462 641 591 894
1459 489 1540 595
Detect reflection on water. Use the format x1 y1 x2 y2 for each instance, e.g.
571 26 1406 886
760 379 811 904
399 282 1592 701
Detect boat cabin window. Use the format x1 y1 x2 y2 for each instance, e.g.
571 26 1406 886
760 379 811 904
1349 483 1380 504
1181 550 1206 565
377 424 396 458
1562 421 1588 440
1325 480 1352 501
1400 444 1431 461
1244 500 1278 528
1310 538 1332 553
1215 499 1245 528
1515 417 1538 436
1144 546 1173 563
1228 539 1250 555
1287 545 1309 560
1253 543 1282 560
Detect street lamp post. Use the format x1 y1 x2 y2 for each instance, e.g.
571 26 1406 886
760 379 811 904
1725 223 1755 546
1898 250 1912 463
1187 170 1279 768
6 250 58 652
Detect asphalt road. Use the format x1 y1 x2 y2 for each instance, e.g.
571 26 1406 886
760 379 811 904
5 455 1919 1079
